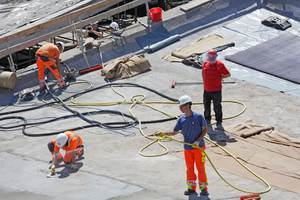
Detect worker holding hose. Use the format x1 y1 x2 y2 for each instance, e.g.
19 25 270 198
35 42 66 89
155 95 209 196
48 131 84 173
202 49 231 130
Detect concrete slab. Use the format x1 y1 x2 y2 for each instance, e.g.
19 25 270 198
1 0 300 200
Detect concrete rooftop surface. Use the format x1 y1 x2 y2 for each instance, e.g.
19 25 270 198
1 0 300 199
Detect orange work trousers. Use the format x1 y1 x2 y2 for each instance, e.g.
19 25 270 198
36 55 65 89
184 146 208 191
49 146 84 164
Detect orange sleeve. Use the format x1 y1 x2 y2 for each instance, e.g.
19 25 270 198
36 44 60 59
53 140 60 152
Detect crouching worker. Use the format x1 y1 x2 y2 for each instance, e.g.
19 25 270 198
48 131 84 173
155 95 209 196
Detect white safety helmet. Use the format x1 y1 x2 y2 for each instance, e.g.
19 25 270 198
178 95 192 106
57 42 65 52
56 133 68 148
90 21 98 25
110 22 119 31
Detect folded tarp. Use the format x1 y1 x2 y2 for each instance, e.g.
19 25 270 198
162 34 234 62
225 32 300 84
101 54 151 80
173 119 300 194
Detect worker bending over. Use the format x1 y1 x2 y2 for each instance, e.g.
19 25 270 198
202 49 231 130
48 131 84 173
35 42 66 89
155 95 209 196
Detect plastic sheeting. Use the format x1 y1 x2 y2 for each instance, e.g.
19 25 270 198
0 0 82 35
209 9 300 98
225 32 300 84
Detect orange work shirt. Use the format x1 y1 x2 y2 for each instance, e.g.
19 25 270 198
53 131 82 152
36 43 60 59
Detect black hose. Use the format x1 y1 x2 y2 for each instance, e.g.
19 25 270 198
0 82 179 137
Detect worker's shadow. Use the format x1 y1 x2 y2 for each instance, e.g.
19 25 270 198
206 125 237 146
49 157 84 179
188 193 210 200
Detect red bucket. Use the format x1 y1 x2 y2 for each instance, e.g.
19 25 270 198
149 7 162 21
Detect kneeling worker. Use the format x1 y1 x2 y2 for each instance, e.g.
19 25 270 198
35 42 66 89
48 131 84 173
155 95 209 196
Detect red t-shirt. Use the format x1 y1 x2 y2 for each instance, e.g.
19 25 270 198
202 60 230 92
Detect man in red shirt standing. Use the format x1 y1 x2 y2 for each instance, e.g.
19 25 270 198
202 49 231 130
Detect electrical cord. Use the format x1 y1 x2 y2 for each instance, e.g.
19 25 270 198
0 79 271 194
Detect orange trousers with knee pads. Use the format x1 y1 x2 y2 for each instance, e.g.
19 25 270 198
48 141 84 164
184 146 208 191
36 55 65 89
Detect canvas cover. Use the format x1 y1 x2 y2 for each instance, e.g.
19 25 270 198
162 34 234 62
173 119 300 194
101 54 151 80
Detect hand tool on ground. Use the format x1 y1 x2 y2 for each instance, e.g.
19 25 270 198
78 42 104 75
47 172 55 178
171 79 235 88
240 193 261 200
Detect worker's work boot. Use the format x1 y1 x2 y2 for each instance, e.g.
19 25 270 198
200 189 209 196
184 189 196 195
215 122 224 130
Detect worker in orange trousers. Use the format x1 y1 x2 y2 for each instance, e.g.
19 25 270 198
155 95 209 196
35 42 66 89
48 131 84 173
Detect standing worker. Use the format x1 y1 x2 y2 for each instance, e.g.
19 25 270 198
155 95 209 196
202 49 231 130
48 131 84 173
35 42 66 89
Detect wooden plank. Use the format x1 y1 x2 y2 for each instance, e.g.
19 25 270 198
0 0 150 58
0 0 121 45
180 0 213 12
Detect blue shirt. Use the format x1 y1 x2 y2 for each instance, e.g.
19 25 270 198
173 112 207 150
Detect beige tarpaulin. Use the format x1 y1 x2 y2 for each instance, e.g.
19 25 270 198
173 119 300 194
162 34 234 62
101 54 151 80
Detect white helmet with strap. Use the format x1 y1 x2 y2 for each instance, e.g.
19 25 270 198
110 22 119 31
57 42 65 52
56 133 68 148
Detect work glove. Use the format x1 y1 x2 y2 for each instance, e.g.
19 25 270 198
192 140 200 148
50 165 55 173
156 131 165 137
71 164 78 170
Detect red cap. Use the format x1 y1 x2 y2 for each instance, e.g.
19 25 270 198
208 49 217 55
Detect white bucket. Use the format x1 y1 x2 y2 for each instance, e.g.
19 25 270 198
0 71 17 89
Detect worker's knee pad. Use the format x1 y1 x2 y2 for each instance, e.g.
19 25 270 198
77 145 84 157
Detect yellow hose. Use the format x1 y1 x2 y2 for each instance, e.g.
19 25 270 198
127 95 270 194
44 80 271 194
